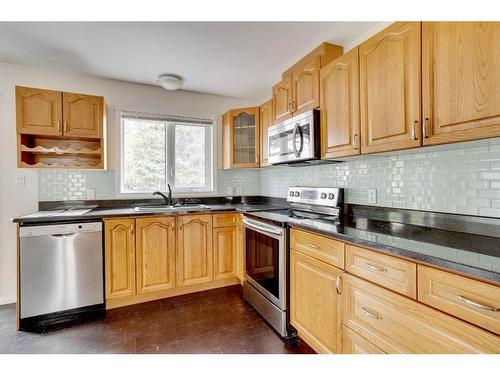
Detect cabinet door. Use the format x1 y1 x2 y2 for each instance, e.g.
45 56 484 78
105 218 136 300
16 86 62 136
259 99 273 167
359 22 422 154
320 48 360 159
290 249 344 354
62 92 104 138
213 226 236 280
229 107 260 168
222 111 232 169
292 57 320 115
342 326 385 354
422 22 500 145
177 214 213 286
136 217 176 294
272 75 293 124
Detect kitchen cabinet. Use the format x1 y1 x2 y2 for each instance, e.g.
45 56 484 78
320 48 360 159
213 226 237 280
62 92 104 138
359 22 422 154
291 228 345 268
135 216 176 294
16 86 62 136
105 218 136 300
422 22 500 145
222 107 260 169
259 99 273 167
177 214 213 286
342 326 385 354
273 43 343 125
290 249 344 354
343 273 500 353
16 86 105 169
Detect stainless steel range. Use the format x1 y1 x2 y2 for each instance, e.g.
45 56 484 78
242 186 343 338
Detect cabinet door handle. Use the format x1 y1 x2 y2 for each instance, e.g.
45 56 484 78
362 307 382 320
412 120 418 140
63 121 68 133
366 262 387 272
459 295 499 312
352 134 359 149
57 120 61 131
424 118 430 139
130 224 134 235
335 275 342 295
305 243 319 249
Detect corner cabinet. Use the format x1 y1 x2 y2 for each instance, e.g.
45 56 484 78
105 218 136 300
320 47 361 159
359 22 422 154
422 22 500 145
177 214 214 286
222 107 260 169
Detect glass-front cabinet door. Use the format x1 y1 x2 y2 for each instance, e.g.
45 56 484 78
222 107 260 169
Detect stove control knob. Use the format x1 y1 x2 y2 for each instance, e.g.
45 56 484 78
328 193 335 200
289 191 294 197
320 193 327 199
294 191 300 197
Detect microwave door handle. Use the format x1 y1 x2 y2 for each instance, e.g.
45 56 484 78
293 123 303 157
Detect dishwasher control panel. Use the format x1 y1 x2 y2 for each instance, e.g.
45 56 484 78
19 222 102 237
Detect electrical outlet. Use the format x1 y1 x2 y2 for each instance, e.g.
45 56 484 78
15 176 25 187
86 189 95 200
368 189 377 204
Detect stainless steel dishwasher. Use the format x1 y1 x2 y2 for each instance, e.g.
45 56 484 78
19 221 104 330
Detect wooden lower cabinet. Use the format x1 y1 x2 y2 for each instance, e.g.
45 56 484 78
135 216 176 294
213 226 236 280
104 218 136 300
343 274 500 353
342 325 385 354
177 214 213 286
290 249 344 354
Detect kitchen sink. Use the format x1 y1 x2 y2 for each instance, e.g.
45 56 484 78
133 204 210 212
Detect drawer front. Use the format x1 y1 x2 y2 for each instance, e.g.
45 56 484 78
344 274 500 353
418 266 500 335
346 244 416 298
342 325 385 354
213 213 238 228
291 229 345 268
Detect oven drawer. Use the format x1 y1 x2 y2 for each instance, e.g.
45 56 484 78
343 274 500 353
213 213 238 228
291 229 344 269
418 266 500 335
345 244 416 298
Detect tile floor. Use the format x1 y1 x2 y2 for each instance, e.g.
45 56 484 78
0 285 314 354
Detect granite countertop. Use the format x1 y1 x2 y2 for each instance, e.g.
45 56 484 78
12 203 288 224
287 216 500 284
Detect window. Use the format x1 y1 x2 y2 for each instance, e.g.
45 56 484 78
120 111 213 194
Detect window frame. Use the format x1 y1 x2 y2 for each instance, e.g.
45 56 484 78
116 108 216 198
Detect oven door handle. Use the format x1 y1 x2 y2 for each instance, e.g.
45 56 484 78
242 218 283 236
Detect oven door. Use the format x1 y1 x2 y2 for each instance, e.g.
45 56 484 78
243 217 286 310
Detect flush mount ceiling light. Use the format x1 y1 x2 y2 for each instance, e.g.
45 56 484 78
158 73 184 90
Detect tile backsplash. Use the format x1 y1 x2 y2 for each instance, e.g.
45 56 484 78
38 138 500 218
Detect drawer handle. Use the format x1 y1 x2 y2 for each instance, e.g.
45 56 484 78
366 263 387 272
361 307 382 320
305 243 319 249
459 295 499 312
335 275 342 295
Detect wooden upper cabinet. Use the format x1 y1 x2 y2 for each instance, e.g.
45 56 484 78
225 107 260 168
177 214 213 287
135 217 176 295
105 218 136 300
359 22 422 154
290 249 344 354
422 22 500 145
292 57 320 115
272 75 294 124
16 86 62 136
62 92 104 138
259 99 273 167
320 47 361 159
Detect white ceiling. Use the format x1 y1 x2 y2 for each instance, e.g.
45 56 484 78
0 22 385 99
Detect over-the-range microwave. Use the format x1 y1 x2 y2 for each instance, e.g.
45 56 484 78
267 109 320 165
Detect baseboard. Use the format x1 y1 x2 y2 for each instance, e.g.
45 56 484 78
106 277 241 309
0 298 16 306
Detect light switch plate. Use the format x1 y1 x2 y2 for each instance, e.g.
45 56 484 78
15 176 25 187
368 189 377 204
86 189 95 200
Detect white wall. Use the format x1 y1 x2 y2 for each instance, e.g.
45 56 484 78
0 62 253 305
